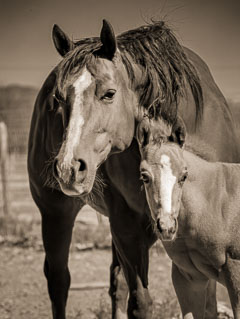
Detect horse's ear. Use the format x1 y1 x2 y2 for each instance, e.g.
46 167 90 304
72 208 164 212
100 19 117 60
137 120 151 148
170 117 186 147
52 24 75 57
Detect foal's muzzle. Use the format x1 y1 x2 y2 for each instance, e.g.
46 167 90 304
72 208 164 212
156 216 177 241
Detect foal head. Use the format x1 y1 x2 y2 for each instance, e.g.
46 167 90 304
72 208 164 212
137 116 188 241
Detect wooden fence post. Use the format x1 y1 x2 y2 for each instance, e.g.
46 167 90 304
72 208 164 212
0 122 10 216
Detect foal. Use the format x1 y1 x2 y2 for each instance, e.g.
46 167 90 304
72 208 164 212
137 116 240 319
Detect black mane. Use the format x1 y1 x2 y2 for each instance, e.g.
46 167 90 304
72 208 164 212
57 21 203 126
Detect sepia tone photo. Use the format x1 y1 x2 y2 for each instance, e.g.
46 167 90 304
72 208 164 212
0 0 239 318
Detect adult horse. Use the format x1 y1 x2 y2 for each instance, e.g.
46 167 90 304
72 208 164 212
28 20 240 318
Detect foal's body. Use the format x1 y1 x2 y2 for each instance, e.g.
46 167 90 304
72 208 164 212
166 150 240 289
137 118 240 318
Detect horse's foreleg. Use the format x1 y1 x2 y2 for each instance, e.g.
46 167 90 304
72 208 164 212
109 202 155 318
171 262 209 319
41 203 80 319
109 240 129 319
111 231 153 319
222 252 240 318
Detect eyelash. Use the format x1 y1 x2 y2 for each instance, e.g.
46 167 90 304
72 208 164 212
101 90 116 101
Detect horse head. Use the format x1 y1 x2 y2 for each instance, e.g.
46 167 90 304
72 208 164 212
137 116 188 241
51 20 137 196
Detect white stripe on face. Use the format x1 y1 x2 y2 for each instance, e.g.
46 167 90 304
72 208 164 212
160 154 176 214
62 67 92 163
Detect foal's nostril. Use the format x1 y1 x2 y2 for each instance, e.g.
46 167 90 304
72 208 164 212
78 159 87 172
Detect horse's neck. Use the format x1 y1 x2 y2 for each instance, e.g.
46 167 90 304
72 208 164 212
122 52 149 105
182 150 240 216
183 150 218 180
184 150 240 186
182 150 222 210
179 149 240 243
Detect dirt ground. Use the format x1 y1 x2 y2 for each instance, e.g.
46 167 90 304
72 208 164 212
0 242 233 319
0 154 234 319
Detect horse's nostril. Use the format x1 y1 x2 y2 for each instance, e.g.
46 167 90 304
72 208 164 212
156 219 162 233
78 159 87 172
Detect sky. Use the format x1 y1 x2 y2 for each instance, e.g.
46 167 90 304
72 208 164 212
0 0 239 100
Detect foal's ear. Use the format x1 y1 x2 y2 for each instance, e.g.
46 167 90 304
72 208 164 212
52 24 75 57
100 19 117 60
136 120 151 148
170 117 186 147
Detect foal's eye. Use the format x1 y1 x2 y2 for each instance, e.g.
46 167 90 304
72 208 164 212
101 89 116 101
179 172 188 184
140 171 151 184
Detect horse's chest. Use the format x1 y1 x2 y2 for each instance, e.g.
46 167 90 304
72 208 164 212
104 144 148 214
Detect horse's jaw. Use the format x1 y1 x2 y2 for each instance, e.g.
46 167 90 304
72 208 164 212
58 180 90 197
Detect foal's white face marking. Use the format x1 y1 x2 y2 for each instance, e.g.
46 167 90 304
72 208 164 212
160 154 176 214
62 67 92 163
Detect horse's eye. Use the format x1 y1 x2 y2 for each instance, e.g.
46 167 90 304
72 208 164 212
52 92 66 111
101 90 116 101
140 171 151 184
53 92 61 103
50 94 59 111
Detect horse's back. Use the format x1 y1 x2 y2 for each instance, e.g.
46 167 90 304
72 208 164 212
184 47 228 103
182 47 240 163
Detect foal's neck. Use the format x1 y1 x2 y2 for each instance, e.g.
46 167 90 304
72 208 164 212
182 149 222 205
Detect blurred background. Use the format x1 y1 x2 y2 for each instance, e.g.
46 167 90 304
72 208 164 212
0 0 239 318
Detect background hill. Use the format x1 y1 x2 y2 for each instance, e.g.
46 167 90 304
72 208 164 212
0 85 239 154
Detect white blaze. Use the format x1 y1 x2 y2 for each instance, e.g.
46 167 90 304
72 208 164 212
160 154 176 214
61 67 92 165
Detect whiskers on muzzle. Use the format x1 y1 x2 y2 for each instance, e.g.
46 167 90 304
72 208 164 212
85 172 106 204
41 155 106 203
41 154 61 190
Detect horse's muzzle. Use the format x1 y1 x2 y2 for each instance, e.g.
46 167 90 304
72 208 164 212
53 158 89 195
156 217 177 241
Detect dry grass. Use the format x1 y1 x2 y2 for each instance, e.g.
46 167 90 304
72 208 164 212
153 289 180 319
0 214 111 251
0 215 38 246
89 290 180 319
91 293 111 319
72 220 111 251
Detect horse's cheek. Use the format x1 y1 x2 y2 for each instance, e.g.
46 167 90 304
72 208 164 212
52 118 64 148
